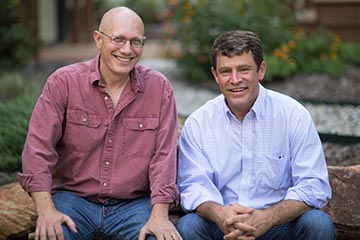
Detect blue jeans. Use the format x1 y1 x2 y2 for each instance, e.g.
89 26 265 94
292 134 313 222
176 209 336 240
52 191 156 240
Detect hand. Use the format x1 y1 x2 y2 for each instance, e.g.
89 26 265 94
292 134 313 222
138 203 182 240
138 217 182 240
34 208 77 240
224 207 273 239
196 201 254 236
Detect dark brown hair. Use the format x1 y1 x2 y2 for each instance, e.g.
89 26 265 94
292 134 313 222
211 30 263 70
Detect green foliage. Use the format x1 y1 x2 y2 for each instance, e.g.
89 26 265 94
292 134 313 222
266 28 347 80
97 0 167 23
163 0 297 82
339 42 360 66
0 71 44 101
0 0 33 70
0 94 38 172
163 0 359 83
0 71 44 185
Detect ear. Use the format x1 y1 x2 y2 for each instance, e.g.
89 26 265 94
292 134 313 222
93 31 102 49
211 67 220 85
258 61 266 81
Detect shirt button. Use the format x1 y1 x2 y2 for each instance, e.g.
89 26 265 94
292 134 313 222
83 117 87 122
104 161 110 166
104 96 109 101
139 123 143 128
108 139 112 144
103 182 108 187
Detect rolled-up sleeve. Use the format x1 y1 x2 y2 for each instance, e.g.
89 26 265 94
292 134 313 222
284 108 332 208
18 76 66 193
149 80 179 209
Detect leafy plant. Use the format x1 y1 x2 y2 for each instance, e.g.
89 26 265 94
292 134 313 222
0 71 44 101
0 94 39 173
0 0 33 70
0 71 43 186
162 0 359 83
163 0 297 82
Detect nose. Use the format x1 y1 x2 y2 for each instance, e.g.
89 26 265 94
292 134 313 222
120 40 132 53
230 71 241 84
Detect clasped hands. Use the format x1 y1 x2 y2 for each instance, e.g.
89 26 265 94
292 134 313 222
220 203 274 240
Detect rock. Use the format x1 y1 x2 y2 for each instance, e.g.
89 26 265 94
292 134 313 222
322 165 360 240
2 165 360 239
0 182 36 240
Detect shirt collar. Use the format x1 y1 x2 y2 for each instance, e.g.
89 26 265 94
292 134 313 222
223 83 267 121
251 83 266 119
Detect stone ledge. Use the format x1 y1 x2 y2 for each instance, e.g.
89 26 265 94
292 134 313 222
1 165 359 240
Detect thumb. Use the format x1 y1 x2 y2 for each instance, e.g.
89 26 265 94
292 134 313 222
138 227 147 240
63 215 77 233
229 202 254 214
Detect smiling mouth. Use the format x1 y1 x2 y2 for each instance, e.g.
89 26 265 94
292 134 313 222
229 87 247 93
115 55 131 63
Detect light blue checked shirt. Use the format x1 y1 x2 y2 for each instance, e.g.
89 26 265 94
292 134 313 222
177 84 331 212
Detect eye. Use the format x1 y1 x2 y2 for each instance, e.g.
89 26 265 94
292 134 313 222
131 38 143 47
238 67 250 73
219 69 231 76
112 37 127 44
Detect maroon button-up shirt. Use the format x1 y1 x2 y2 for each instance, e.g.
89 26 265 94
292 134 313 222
18 54 179 207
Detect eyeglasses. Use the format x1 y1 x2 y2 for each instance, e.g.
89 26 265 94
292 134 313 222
98 31 146 48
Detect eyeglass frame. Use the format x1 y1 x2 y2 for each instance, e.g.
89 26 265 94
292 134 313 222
97 30 146 48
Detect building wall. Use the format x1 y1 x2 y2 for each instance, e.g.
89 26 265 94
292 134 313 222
38 0 58 44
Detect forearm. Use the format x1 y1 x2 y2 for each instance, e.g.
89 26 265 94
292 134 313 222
266 199 311 226
150 203 170 219
196 201 226 225
30 191 56 216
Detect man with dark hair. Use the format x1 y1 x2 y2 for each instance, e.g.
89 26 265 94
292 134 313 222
176 30 336 240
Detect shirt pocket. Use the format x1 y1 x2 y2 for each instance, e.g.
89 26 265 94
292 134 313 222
256 152 291 190
66 108 101 128
122 117 159 158
62 108 102 152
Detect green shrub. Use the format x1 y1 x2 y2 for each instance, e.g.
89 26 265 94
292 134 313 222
97 0 167 23
265 28 347 80
0 71 43 186
163 0 297 82
0 94 38 173
0 71 44 101
339 42 360 66
0 0 33 71
163 0 359 83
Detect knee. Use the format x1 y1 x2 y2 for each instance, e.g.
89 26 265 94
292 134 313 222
176 213 200 234
296 210 336 239
176 213 209 238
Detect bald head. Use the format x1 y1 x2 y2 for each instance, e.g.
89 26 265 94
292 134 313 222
99 7 144 35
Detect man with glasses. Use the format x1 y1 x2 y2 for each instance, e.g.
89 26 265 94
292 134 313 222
18 6 182 240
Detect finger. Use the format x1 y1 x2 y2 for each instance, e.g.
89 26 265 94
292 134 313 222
223 229 242 240
63 215 77 233
229 203 254 214
168 232 181 240
46 226 57 240
38 225 47 240
54 223 65 240
138 229 147 240
236 235 256 240
233 222 256 233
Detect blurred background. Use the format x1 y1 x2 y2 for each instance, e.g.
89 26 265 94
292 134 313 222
0 0 360 184
0 2 360 239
